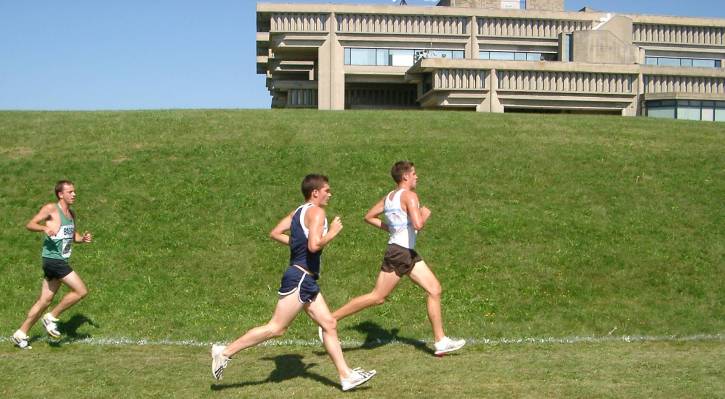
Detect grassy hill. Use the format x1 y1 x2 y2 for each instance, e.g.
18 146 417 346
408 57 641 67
0 109 722 397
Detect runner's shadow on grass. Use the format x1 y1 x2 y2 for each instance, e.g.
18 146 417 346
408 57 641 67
210 354 344 391
47 314 98 347
344 321 433 355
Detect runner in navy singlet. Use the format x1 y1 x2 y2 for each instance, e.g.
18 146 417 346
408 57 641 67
210 174 376 391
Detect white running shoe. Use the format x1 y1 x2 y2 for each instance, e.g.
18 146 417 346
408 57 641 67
11 330 31 349
434 336 466 355
42 313 61 339
211 344 230 380
341 367 376 391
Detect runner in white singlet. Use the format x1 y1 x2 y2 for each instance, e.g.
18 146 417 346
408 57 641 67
329 161 466 356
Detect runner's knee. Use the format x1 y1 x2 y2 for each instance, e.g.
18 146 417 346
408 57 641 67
268 323 287 337
428 283 442 299
319 317 337 332
37 295 53 308
76 286 88 299
370 292 387 306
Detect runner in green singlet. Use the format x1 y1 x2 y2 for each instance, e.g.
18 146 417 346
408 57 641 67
11 180 92 349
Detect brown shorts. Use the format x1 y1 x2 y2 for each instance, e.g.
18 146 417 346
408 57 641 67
381 244 423 277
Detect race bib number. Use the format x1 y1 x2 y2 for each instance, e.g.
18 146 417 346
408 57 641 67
61 239 73 258
51 225 75 259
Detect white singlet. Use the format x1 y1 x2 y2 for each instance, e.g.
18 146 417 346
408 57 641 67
384 189 417 249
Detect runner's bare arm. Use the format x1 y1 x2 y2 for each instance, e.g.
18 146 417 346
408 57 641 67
25 203 57 236
364 197 389 232
402 191 430 231
270 211 295 245
308 207 341 252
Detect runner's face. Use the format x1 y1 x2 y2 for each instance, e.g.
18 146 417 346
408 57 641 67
315 183 332 206
405 167 418 188
59 184 76 205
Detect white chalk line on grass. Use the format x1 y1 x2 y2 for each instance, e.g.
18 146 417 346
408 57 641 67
1 333 722 348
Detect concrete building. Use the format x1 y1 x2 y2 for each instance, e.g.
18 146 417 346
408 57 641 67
256 0 725 121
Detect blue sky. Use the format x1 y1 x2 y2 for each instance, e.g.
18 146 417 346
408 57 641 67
1 0 723 110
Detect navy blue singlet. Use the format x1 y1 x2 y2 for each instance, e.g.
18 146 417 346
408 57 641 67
288 203 327 276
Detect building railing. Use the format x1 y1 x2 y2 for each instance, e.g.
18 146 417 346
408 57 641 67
497 70 634 93
270 13 328 32
287 89 318 107
633 23 725 46
478 17 593 38
643 75 725 94
433 69 489 90
336 14 469 35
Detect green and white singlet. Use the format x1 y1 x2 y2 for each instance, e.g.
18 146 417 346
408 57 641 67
41 204 75 260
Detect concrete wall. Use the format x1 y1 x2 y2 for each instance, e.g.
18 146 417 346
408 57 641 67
573 16 640 65
438 0 563 11
598 15 633 44
526 0 564 12
438 0 499 9
572 31 640 64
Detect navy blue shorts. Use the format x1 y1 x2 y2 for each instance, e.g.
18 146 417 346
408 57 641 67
278 265 320 303
42 257 73 280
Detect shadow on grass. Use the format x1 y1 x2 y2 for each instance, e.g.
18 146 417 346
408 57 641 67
210 354 346 392
46 314 98 347
321 321 432 356
347 321 433 355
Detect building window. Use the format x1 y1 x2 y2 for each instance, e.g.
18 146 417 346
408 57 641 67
416 50 464 60
499 0 526 9
645 56 722 69
716 102 725 122
344 48 464 66
677 100 702 121
390 49 415 66
702 101 715 121
349 48 377 66
480 50 556 61
647 100 725 122
489 51 516 60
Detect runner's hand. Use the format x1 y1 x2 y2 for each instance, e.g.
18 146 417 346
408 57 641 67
420 206 431 220
329 216 343 235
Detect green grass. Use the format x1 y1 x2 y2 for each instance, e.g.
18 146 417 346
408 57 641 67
0 109 723 396
0 341 723 398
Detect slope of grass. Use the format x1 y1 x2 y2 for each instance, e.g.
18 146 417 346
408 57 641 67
0 109 722 344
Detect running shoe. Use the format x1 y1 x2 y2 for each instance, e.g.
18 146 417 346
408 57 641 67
434 336 466 355
42 313 61 339
11 330 31 349
341 367 376 391
211 344 230 380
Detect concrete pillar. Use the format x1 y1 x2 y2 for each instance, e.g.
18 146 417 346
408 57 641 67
477 69 504 112
467 16 479 59
622 99 638 116
630 72 646 116
318 12 345 110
